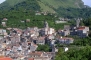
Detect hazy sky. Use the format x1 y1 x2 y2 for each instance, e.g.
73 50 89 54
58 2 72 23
0 0 91 7
82 0 91 7
0 0 5 4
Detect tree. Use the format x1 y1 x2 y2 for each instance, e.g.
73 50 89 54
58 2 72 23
55 46 91 60
37 44 50 52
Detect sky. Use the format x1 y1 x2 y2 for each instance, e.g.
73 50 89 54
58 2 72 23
0 0 5 4
82 0 91 7
0 0 91 7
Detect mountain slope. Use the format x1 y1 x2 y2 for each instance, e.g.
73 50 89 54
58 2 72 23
37 0 84 13
1 0 91 18
39 0 84 9
0 0 84 11
13 0 40 11
0 0 25 6
0 0 25 10
0 0 40 11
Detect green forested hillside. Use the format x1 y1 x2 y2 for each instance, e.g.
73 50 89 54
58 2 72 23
0 0 25 10
5 0 25 6
0 0 84 11
13 0 40 11
37 0 84 13
0 0 91 18
0 0 84 8
39 0 84 9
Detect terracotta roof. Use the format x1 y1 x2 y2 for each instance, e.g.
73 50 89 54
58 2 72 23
77 26 87 30
28 58 34 60
77 27 85 30
0 57 12 60
30 51 43 56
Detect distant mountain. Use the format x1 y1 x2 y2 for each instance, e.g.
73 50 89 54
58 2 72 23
0 0 91 18
4 0 25 6
38 0 84 13
0 0 25 10
0 0 84 11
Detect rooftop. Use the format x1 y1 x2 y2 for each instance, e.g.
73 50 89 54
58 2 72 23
28 58 34 60
0 57 12 60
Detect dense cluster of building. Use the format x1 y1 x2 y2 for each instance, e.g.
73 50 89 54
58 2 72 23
0 20 89 60
58 19 89 38
0 21 56 60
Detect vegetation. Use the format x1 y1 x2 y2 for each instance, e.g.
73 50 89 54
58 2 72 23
83 18 91 29
55 46 91 60
0 0 25 10
0 0 91 18
0 0 91 59
0 0 84 10
39 0 84 9
0 9 71 30
55 18 91 60
56 7 91 18
83 18 91 37
37 44 50 52
5 0 25 6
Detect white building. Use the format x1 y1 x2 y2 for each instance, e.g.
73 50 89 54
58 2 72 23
57 37 74 44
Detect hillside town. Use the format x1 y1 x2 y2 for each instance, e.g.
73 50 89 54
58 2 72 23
0 0 91 60
0 18 89 60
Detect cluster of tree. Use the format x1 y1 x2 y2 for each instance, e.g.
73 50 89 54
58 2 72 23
83 18 91 29
0 0 40 11
55 46 91 60
13 0 40 11
0 9 69 30
0 0 91 19
72 37 91 46
82 18 91 37
56 7 91 19
37 44 50 52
